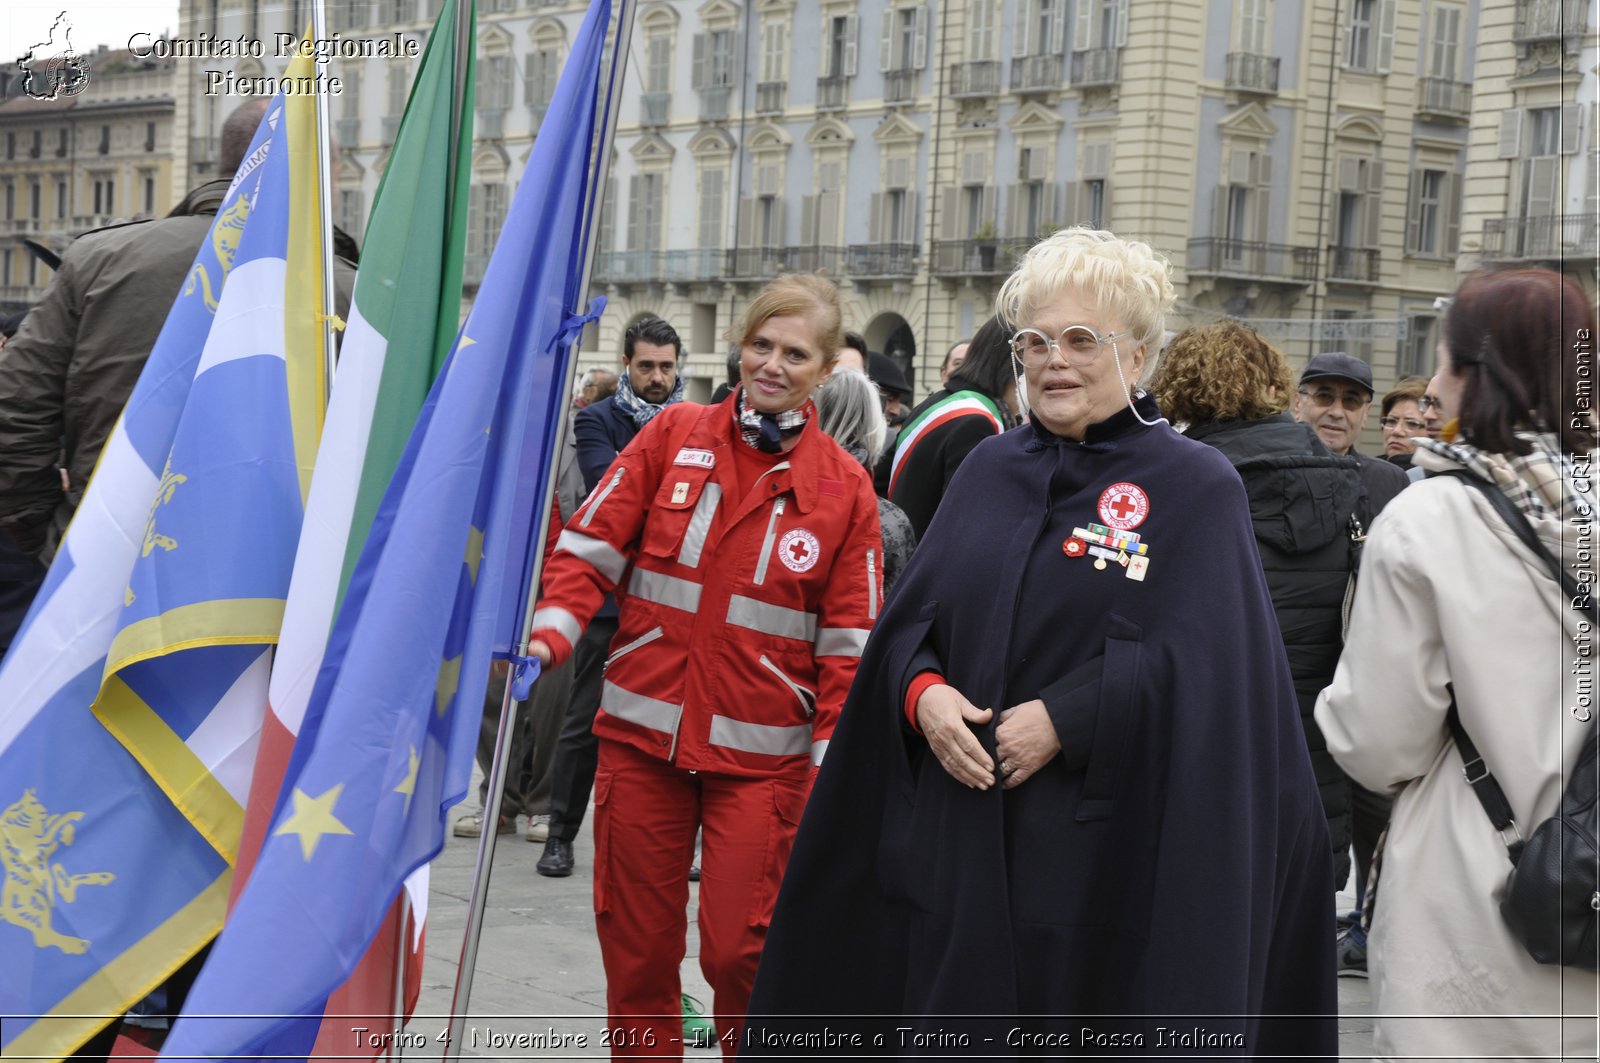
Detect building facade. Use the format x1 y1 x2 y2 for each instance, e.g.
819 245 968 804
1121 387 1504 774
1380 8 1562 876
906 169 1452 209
0 49 178 313
27 0 1598 419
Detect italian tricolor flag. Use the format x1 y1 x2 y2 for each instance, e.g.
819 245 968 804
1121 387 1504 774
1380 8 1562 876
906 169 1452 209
230 0 475 1049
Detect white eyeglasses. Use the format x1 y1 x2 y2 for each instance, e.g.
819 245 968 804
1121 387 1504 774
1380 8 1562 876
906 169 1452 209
1009 324 1131 368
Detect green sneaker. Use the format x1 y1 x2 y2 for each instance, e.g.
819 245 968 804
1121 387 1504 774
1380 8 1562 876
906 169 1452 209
680 993 717 1042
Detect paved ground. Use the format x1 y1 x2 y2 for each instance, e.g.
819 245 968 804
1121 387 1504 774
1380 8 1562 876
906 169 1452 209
384 789 1376 1061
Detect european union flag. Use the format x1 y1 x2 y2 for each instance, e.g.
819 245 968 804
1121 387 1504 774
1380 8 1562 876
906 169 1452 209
162 2 612 1058
0 86 319 1059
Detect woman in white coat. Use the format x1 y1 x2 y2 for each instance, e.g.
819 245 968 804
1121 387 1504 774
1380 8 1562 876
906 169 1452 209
1316 267 1598 1060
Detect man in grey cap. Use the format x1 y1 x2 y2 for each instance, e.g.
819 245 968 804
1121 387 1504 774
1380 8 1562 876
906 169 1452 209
1294 351 1408 520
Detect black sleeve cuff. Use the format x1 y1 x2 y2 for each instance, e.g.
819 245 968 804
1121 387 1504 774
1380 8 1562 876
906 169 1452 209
1038 656 1103 773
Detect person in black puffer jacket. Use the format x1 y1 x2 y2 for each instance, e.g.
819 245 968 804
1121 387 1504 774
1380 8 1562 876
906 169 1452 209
1151 321 1363 889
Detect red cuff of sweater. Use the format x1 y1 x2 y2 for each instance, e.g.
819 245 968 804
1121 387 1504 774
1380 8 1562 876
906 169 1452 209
904 670 946 733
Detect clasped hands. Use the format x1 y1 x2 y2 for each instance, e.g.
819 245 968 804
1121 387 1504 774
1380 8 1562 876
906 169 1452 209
914 683 1060 790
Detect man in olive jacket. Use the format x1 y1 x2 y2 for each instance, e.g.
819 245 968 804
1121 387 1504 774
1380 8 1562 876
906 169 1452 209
0 100 357 567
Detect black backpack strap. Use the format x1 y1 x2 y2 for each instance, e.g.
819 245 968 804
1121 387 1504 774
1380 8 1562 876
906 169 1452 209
1433 469 1599 865
1440 469 1599 625
1443 684 1526 864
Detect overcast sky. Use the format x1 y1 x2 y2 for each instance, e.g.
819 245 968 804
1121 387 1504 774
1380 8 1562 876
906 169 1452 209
4 3 181 66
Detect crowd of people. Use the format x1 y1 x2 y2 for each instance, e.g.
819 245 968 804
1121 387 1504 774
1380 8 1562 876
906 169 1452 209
0 99 1594 1060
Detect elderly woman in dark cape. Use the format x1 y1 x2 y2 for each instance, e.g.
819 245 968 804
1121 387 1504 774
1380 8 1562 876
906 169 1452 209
744 229 1337 1060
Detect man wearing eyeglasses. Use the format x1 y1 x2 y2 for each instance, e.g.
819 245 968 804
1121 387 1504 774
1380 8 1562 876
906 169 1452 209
1294 352 1408 521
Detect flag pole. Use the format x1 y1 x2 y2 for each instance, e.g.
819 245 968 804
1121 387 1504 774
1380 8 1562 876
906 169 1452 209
442 0 636 1057
312 0 338 401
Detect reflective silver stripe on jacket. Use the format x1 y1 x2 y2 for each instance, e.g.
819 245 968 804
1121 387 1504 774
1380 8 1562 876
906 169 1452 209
810 739 829 766
727 594 818 642
814 627 869 657
758 654 816 716
600 679 681 734
628 567 702 613
580 466 625 527
866 548 878 620
556 528 628 585
677 483 721 569
708 714 811 757
530 606 582 648
752 497 786 586
604 625 663 669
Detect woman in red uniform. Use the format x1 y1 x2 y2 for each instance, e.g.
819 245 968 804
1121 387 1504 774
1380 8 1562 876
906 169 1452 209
527 274 881 1058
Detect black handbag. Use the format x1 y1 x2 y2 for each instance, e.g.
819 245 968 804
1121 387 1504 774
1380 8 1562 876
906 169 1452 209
1441 471 1599 971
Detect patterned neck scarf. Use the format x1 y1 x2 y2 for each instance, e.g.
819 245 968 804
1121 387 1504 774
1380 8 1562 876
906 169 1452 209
613 366 685 430
735 387 811 453
1417 431 1594 525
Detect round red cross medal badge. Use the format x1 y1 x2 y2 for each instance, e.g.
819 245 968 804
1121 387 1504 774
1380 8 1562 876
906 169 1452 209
1097 482 1150 531
778 528 821 573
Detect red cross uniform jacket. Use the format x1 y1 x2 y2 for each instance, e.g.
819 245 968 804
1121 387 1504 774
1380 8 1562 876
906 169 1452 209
529 395 883 777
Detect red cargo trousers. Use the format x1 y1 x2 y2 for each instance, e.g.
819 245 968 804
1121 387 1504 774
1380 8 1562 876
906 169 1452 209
592 739 807 1060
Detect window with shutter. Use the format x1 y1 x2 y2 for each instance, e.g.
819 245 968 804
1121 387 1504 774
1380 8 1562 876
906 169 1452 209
698 169 723 248
597 177 617 254
962 149 987 185
389 63 409 116
1374 0 1396 72
1428 4 1461 79
1408 169 1444 255
1345 0 1374 69
1237 0 1269 54
844 14 859 75
1559 102 1584 155
880 10 894 71
818 189 840 245
1073 0 1092 51
886 155 911 189
692 34 708 89
762 21 787 82
971 0 996 60
913 6 930 68
647 35 671 94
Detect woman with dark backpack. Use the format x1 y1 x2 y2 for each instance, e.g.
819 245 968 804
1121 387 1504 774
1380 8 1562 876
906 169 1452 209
1316 268 1599 1059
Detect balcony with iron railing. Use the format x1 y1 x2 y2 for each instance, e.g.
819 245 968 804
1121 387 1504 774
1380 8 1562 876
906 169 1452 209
786 246 846 274
1070 48 1121 87
846 243 918 277
949 60 1002 98
1010 54 1063 94
1514 0 1588 42
1483 213 1600 260
1327 245 1381 283
726 246 786 279
1186 238 1319 283
883 68 918 103
1415 77 1471 121
1224 53 1280 94
660 248 726 283
756 82 786 115
640 92 670 127
591 250 663 284
931 238 1034 277
699 85 733 122
815 75 849 111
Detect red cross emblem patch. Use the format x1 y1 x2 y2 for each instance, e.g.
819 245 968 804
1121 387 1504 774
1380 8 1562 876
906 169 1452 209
1097 482 1150 531
778 528 821 573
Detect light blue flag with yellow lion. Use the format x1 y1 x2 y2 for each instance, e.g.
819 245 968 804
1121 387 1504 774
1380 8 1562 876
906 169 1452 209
0 59 330 1058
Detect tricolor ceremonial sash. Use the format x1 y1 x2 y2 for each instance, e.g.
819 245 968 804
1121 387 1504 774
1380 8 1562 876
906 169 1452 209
889 389 1005 496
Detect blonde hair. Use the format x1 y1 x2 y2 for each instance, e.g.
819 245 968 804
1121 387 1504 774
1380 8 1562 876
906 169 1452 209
1149 321 1292 424
728 274 845 363
995 227 1175 352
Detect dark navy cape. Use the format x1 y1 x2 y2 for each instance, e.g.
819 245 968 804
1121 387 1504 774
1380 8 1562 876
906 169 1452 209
744 396 1337 1060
